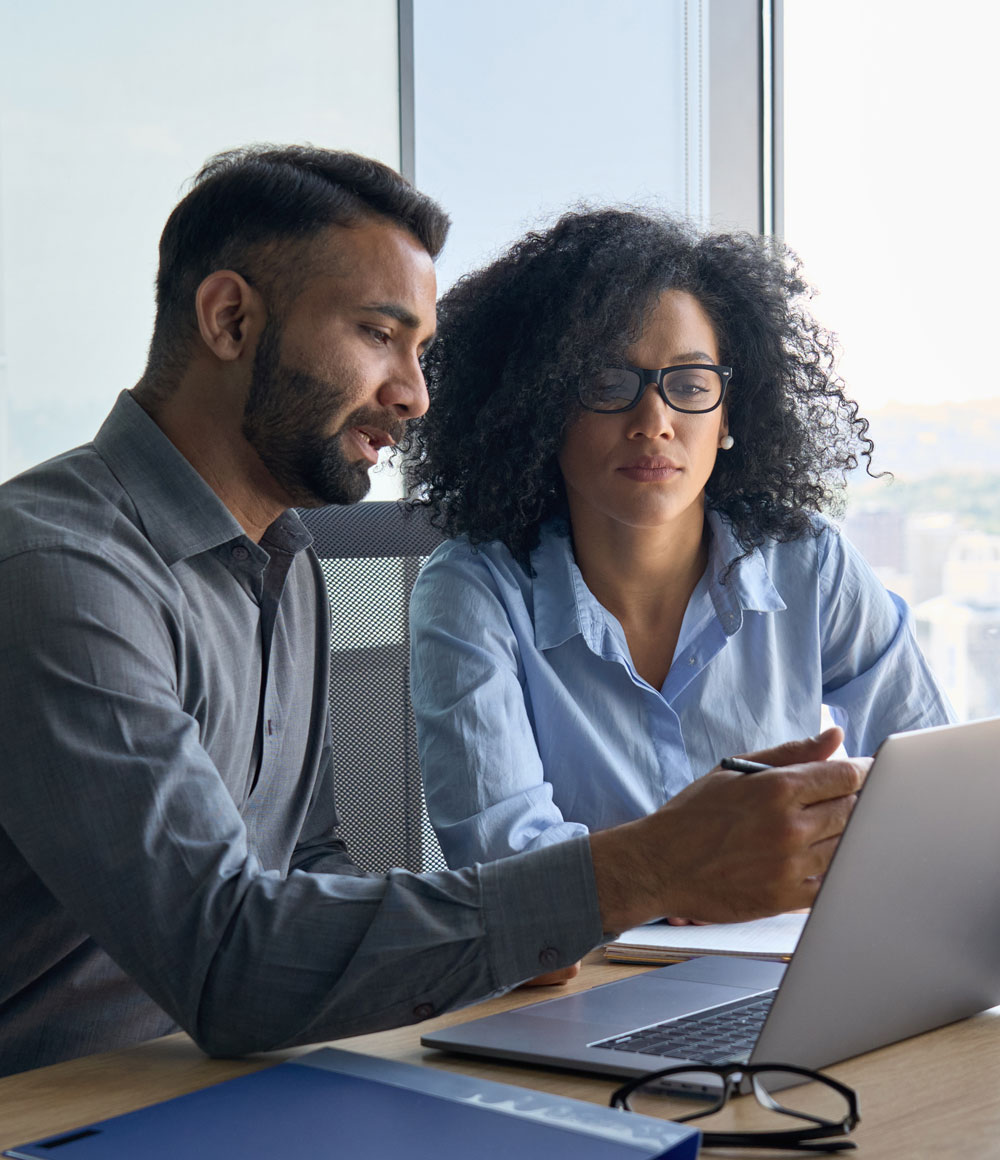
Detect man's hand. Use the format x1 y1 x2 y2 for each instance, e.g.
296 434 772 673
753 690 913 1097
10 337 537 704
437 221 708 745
519 961 582 987
590 727 870 934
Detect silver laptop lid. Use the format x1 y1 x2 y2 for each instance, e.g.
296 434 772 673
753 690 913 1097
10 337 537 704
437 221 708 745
752 716 1000 1069
423 718 1000 1085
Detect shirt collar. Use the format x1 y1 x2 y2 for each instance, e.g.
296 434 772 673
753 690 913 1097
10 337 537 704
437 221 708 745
93 391 312 566
529 511 786 653
531 522 602 651
703 509 786 633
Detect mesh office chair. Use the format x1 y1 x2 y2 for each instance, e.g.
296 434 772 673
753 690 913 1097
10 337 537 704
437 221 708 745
298 501 447 874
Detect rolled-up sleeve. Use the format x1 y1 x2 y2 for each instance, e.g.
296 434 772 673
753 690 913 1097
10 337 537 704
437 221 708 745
817 528 955 753
410 544 590 869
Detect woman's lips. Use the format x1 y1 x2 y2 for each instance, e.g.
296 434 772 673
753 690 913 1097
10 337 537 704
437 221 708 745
616 458 681 482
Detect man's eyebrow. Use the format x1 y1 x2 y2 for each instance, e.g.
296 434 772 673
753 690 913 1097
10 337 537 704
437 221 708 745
361 302 422 329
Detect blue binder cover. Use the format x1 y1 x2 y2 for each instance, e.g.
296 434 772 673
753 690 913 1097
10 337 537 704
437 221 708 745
5 1047 699 1159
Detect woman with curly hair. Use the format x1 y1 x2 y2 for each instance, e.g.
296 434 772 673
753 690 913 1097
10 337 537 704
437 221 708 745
406 208 952 878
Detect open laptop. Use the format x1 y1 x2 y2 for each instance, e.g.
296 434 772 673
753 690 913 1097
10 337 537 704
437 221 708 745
422 717 1000 1090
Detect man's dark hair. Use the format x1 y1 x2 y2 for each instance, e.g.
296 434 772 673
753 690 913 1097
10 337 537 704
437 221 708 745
405 207 875 567
142 144 450 390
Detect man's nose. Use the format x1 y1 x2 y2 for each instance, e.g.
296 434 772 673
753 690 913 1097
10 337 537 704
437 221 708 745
381 355 430 420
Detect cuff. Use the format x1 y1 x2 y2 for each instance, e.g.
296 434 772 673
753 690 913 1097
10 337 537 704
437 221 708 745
478 835 605 987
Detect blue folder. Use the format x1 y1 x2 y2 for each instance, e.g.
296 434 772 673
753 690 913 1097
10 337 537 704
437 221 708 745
5 1047 699 1159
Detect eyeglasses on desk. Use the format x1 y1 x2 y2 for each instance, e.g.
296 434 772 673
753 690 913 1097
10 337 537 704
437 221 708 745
610 1061 859 1153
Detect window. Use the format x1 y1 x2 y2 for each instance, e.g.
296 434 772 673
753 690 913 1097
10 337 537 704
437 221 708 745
783 1 1000 720
0 0 400 496
3 2 764 504
410 0 710 293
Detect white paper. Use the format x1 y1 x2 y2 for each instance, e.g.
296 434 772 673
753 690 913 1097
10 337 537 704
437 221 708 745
609 912 808 958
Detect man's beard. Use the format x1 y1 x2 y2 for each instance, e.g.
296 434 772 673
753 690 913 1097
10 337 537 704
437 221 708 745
242 320 393 508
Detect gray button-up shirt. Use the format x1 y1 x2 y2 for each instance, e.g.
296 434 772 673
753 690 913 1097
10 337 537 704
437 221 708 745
0 392 602 1077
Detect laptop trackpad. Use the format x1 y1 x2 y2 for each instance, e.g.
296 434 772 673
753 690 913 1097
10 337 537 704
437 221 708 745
523 957 785 1027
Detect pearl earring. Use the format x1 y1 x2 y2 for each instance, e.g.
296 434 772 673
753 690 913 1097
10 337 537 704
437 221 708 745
719 434 735 450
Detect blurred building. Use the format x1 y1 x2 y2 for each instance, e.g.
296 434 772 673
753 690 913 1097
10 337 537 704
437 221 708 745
840 508 912 602
906 515 965 604
914 532 1000 721
840 508 907 573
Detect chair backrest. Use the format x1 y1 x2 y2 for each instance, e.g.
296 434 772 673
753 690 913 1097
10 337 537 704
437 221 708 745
298 501 448 874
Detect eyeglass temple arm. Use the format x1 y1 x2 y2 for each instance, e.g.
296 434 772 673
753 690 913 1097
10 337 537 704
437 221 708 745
699 1128 857 1152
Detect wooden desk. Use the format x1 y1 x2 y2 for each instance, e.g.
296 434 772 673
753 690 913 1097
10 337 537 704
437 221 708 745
2 953 998 1157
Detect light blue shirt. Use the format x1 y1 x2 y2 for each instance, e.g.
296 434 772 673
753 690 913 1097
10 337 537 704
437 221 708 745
410 512 954 869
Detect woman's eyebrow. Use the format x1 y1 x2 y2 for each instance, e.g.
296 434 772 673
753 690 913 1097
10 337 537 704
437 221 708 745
669 350 717 364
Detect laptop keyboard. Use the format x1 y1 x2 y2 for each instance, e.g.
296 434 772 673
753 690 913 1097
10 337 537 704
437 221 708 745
591 990 777 1066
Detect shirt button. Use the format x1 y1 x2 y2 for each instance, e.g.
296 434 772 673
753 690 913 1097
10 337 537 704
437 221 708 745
413 1003 434 1020
688 655 697 665
231 544 250 562
538 947 560 970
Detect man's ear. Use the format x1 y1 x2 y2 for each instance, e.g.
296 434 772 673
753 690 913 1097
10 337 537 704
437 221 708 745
194 270 264 362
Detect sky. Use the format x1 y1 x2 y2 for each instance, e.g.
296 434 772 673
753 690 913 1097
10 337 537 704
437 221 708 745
0 0 401 480
782 2 1000 412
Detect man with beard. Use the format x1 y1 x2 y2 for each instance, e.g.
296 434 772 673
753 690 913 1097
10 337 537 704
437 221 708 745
0 145 865 1077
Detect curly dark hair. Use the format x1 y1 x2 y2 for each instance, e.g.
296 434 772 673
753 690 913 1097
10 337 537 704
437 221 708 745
404 208 874 566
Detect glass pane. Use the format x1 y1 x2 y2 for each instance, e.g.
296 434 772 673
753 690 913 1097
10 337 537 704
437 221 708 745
412 0 706 294
0 0 401 498
783 3 1000 720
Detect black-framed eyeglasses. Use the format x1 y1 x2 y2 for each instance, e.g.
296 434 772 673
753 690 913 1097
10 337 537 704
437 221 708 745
610 1062 859 1153
578 363 733 414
